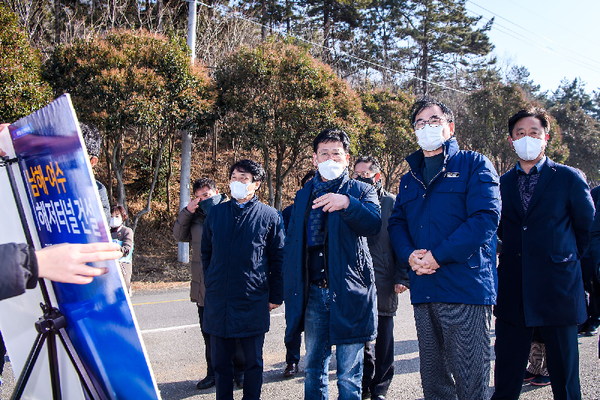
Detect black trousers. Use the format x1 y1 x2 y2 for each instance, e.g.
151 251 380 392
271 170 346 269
197 305 244 377
492 311 581 400
285 330 302 364
363 315 395 397
212 333 265 400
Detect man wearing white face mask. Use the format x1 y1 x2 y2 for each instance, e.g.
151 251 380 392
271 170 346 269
201 159 284 400
492 108 594 400
284 129 381 400
388 97 501 399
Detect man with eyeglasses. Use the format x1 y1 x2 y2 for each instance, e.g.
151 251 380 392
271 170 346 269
353 156 409 400
283 129 381 400
388 97 501 399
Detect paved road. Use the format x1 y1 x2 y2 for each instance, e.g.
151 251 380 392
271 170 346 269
2 283 599 399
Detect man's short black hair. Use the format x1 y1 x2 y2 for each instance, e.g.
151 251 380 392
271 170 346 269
229 159 266 182
192 177 217 193
300 169 317 187
508 107 551 137
80 122 102 158
410 97 454 126
354 156 381 174
313 128 351 154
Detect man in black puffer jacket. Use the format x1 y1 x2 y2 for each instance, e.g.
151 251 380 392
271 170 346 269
201 159 284 400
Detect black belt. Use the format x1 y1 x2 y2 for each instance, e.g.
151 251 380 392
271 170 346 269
311 279 328 289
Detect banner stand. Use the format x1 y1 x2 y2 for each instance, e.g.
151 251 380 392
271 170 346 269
1 154 101 400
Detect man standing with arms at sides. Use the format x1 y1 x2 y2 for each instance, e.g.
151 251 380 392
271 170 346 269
202 159 284 400
284 128 381 400
173 178 245 390
353 156 409 400
492 108 594 400
388 97 501 399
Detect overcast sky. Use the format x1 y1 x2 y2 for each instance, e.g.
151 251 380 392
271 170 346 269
466 0 600 94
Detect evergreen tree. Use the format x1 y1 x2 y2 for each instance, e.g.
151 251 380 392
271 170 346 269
0 4 52 123
357 0 413 86
297 0 369 64
400 0 493 95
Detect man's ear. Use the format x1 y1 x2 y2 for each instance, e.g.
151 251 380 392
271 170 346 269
374 172 381 182
90 156 98 167
507 136 514 149
448 122 455 136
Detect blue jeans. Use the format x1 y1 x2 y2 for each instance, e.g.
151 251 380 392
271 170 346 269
304 284 364 400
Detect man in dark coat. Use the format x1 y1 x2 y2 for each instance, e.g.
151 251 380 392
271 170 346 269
353 156 409 400
492 107 595 400
280 169 316 379
283 129 381 400
579 185 600 336
173 177 244 390
201 159 284 400
388 97 501 399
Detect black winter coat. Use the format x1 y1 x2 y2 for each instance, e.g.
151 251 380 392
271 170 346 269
367 190 409 316
201 197 285 338
0 243 38 301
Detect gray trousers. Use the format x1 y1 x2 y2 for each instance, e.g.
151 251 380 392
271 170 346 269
414 303 492 400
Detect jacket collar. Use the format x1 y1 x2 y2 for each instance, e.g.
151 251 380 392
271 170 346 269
506 157 556 219
406 138 460 174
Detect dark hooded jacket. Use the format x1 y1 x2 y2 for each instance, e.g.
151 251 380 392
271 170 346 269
201 197 285 338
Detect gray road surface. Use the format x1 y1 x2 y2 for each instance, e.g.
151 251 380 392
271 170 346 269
1 283 599 399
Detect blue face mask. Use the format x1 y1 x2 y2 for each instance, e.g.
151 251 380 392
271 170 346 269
198 194 222 215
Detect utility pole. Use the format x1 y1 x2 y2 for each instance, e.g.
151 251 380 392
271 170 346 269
177 0 197 263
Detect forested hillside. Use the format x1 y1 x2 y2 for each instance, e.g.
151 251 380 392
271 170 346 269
2 0 599 281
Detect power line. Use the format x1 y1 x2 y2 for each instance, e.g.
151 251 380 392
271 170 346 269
502 0 600 49
467 1 600 74
474 12 600 76
194 1 469 95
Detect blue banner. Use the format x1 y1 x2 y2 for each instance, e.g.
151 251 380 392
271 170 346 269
9 94 160 400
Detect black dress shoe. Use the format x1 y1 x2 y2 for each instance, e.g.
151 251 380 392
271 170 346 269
585 324 600 336
196 375 215 390
234 374 244 388
372 396 386 400
283 363 299 378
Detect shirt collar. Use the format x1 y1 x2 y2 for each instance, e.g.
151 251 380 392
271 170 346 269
516 156 546 175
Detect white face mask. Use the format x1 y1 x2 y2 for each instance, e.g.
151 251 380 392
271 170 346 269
230 181 254 200
109 216 122 228
318 159 346 181
512 136 544 161
416 124 445 151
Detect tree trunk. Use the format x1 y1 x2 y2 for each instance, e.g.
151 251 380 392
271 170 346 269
261 0 267 41
111 142 128 213
54 0 61 43
131 133 169 234
262 142 274 207
322 0 331 62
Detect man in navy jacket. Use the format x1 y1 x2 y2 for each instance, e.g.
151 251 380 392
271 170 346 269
492 108 594 400
201 159 285 400
283 129 381 400
388 97 501 399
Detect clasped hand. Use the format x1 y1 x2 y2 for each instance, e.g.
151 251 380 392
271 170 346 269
409 249 440 275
